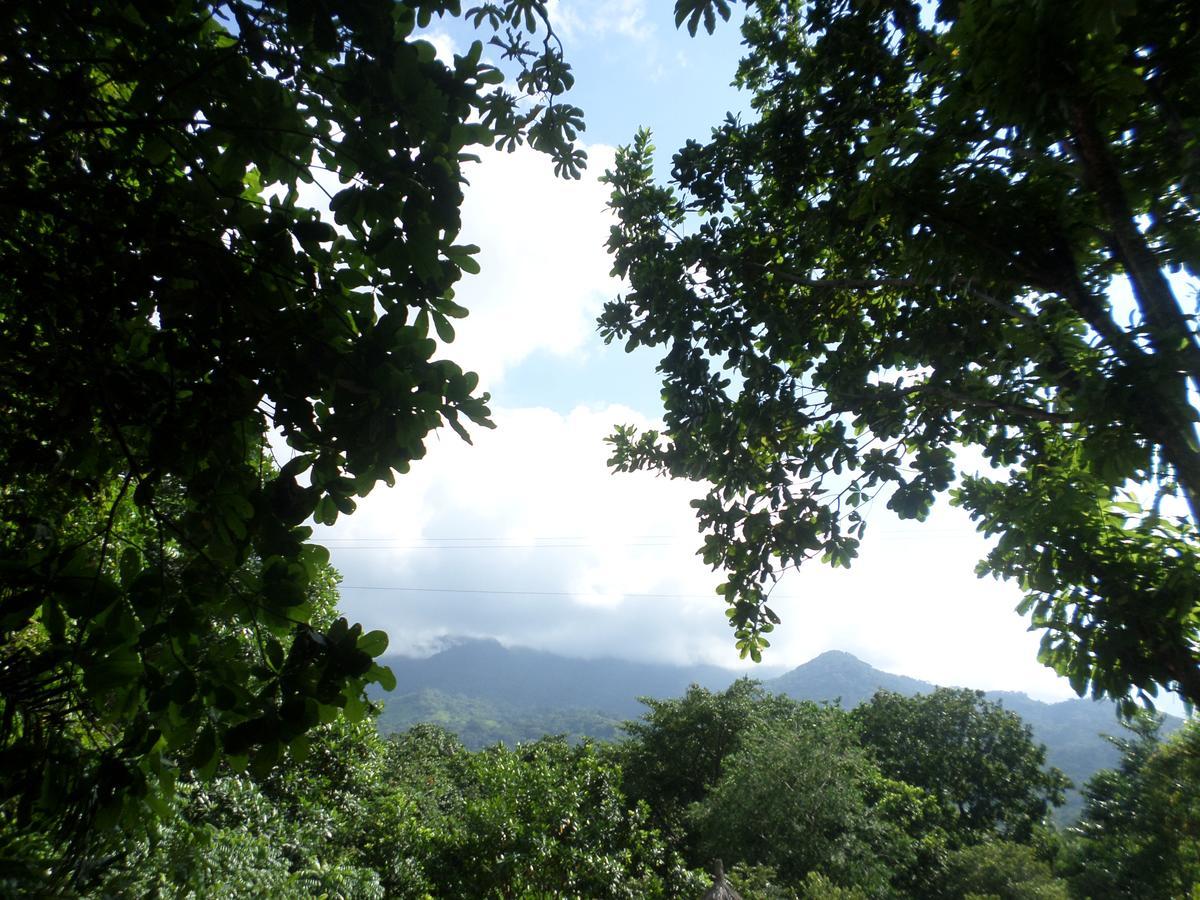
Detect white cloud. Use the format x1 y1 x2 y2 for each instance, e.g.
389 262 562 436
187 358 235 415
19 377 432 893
248 5 1188 711
270 116 1187 708
277 137 621 393
546 0 654 42
316 401 1095 702
446 143 621 388
317 403 725 660
419 29 458 64
275 139 1141 706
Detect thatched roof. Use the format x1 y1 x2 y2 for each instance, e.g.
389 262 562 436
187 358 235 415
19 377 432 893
700 859 744 900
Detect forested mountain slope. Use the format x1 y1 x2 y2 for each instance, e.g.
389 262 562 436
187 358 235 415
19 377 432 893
371 640 1183 819
370 638 740 744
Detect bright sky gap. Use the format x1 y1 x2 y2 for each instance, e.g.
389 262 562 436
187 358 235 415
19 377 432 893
301 2 1189 714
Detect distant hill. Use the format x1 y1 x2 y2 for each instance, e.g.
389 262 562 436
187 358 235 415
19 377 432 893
760 650 1183 820
375 687 625 748
371 637 736 745
370 639 1185 821
376 637 734 719
765 649 932 707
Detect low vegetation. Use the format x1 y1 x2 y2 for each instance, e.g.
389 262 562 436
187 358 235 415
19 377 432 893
3 675 1195 898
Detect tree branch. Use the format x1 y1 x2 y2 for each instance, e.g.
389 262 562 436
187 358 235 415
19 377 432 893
1065 97 1200 385
749 265 1039 324
920 387 1075 425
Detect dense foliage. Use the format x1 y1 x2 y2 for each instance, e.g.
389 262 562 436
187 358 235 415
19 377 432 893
6 676 1188 898
1 719 701 899
5 0 1196 894
603 0 1200 708
1065 714 1200 898
618 679 796 827
853 688 1069 841
616 680 1072 897
688 711 929 895
0 0 581 877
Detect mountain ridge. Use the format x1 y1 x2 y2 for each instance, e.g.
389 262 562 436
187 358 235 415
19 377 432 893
370 639 1184 820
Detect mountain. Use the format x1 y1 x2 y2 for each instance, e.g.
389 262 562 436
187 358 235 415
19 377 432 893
762 649 1163 782
376 637 736 719
765 649 932 707
370 639 1185 820
374 687 625 748
760 650 1184 820
370 637 738 744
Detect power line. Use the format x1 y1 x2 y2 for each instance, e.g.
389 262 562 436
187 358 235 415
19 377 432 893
339 584 768 601
315 535 695 551
319 542 686 551
320 534 686 542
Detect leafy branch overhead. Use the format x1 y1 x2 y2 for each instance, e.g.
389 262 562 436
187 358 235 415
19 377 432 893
0 0 582 861
675 0 733 37
602 0 1200 707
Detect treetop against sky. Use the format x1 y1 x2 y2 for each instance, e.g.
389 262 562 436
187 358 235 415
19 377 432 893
313 0 1196 713
4 1 1195 882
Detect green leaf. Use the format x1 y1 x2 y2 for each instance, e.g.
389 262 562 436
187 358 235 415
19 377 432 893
0 0 590 842
84 649 143 695
371 663 397 692
446 243 482 275
288 733 311 763
343 692 367 723
190 725 219 779
358 629 389 657
41 598 65 642
433 312 456 343
265 636 285 670
314 495 339 526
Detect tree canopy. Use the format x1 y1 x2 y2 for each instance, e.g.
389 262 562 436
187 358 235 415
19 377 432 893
853 689 1068 841
0 663 1157 896
617 678 798 827
1067 714 1200 898
688 711 898 893
0 0 582 854
602 0 1200 708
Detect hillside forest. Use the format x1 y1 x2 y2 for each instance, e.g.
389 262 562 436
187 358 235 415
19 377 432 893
5 604 1200 898
3 0 1200 897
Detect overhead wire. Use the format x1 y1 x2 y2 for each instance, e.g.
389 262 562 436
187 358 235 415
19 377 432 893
317 534 691 551
324 525 973 601
338 585 739 600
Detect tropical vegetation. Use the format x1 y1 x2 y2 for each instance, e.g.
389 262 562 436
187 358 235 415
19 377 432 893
3 0 1198 895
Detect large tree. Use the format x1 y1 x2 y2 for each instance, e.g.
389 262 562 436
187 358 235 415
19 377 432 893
617 678 801 831
1067 715 1200 898
601 0 1200 707
687 709 942 896
852 689 1068 842
419 737 689 899
0 0 582 858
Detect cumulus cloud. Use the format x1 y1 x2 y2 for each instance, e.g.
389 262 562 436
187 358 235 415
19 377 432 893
446 143 621 389
317 403 723 664
316 401 1082 701
285 134 621 393
546 0 654 42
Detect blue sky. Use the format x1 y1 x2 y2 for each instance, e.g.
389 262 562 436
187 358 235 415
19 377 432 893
302 1 1188 712
427 2 754 415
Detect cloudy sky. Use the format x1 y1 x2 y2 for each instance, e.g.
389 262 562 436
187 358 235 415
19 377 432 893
303 1 1174 707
